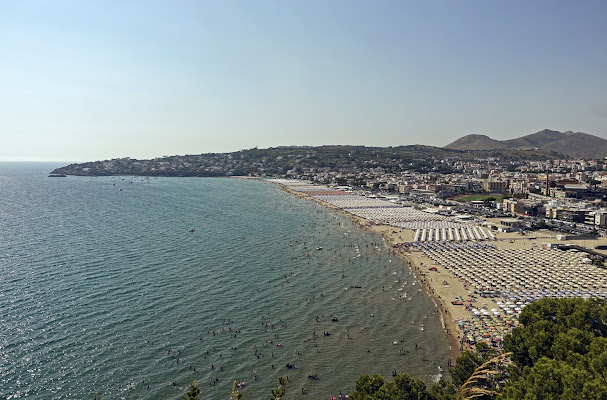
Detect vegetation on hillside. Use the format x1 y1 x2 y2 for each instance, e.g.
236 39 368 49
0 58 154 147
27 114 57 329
52 145 560 177
347 297 607 400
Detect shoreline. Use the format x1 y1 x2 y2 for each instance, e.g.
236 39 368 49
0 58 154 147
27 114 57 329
276 183 464 361
370 224 463 360
274 180 607 363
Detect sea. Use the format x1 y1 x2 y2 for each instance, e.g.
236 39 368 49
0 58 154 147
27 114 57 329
0 162 451 400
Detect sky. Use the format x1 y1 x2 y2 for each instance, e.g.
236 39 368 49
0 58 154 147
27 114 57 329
1 1 607 162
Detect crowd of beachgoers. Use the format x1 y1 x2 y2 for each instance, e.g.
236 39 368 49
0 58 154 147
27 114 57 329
271 179 607 352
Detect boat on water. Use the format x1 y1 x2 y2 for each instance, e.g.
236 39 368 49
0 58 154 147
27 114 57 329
48 174 66 178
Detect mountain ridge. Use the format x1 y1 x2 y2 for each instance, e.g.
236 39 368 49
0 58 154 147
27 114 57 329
445 129 606 158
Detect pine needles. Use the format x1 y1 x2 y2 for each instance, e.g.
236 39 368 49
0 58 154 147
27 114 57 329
456 352 512 400
229 380 243 400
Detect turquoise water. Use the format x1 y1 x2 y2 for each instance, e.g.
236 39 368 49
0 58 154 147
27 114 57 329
0 163 450 399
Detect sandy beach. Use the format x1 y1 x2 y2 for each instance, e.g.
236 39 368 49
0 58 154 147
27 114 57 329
278 183 465 356
368 224 466 357
274 180 607 358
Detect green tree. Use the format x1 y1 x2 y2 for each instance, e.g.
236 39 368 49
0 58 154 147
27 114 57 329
449 343 502 388
270 376 287 400
350 373 386 399
350 373 436 400
500 358 607 400
335 177 348 185
503 298 607 369
181 380 201 400
501 298 607 398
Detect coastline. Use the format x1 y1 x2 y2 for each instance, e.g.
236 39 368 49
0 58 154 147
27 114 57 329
369 224 463 360
276 183 464 361
274 179 607 366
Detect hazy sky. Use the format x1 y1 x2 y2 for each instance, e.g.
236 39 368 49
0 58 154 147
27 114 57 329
1 1 606 161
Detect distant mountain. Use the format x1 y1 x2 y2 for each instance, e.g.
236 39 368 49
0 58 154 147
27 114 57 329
542 132 607 159
445 129 606 158
444 134 508 151
502 129 568 148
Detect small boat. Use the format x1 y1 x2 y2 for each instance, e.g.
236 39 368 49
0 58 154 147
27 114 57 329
237 381 246 387
308 374 319 380
316 247 323 250
331 316 339 322
451 300 464 305
189 228 195 232
392 340 398 345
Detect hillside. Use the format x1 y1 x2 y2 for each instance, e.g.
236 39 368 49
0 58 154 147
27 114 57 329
445 129 606 158
444 134 507 151
542 132 607 159
50 145 558 177
502 129 568 148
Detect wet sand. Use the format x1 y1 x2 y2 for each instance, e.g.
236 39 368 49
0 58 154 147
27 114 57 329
279 185 464 358
276 183 607 359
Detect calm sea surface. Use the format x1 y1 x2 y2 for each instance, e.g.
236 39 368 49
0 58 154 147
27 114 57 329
0 163 450 399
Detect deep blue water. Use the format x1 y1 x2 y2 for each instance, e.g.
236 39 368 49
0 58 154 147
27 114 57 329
0 163 450 399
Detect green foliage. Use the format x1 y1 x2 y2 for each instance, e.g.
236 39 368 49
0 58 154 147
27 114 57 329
429 379 457 400
270 376 287 400
503 297 607 369
349 298 607 400
454 352 510 400
350 373 439 400
500 358 607 400
52 144 558 177
500 298 607 398
449 343 501 388
335 176 348 185
181 380 201 400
